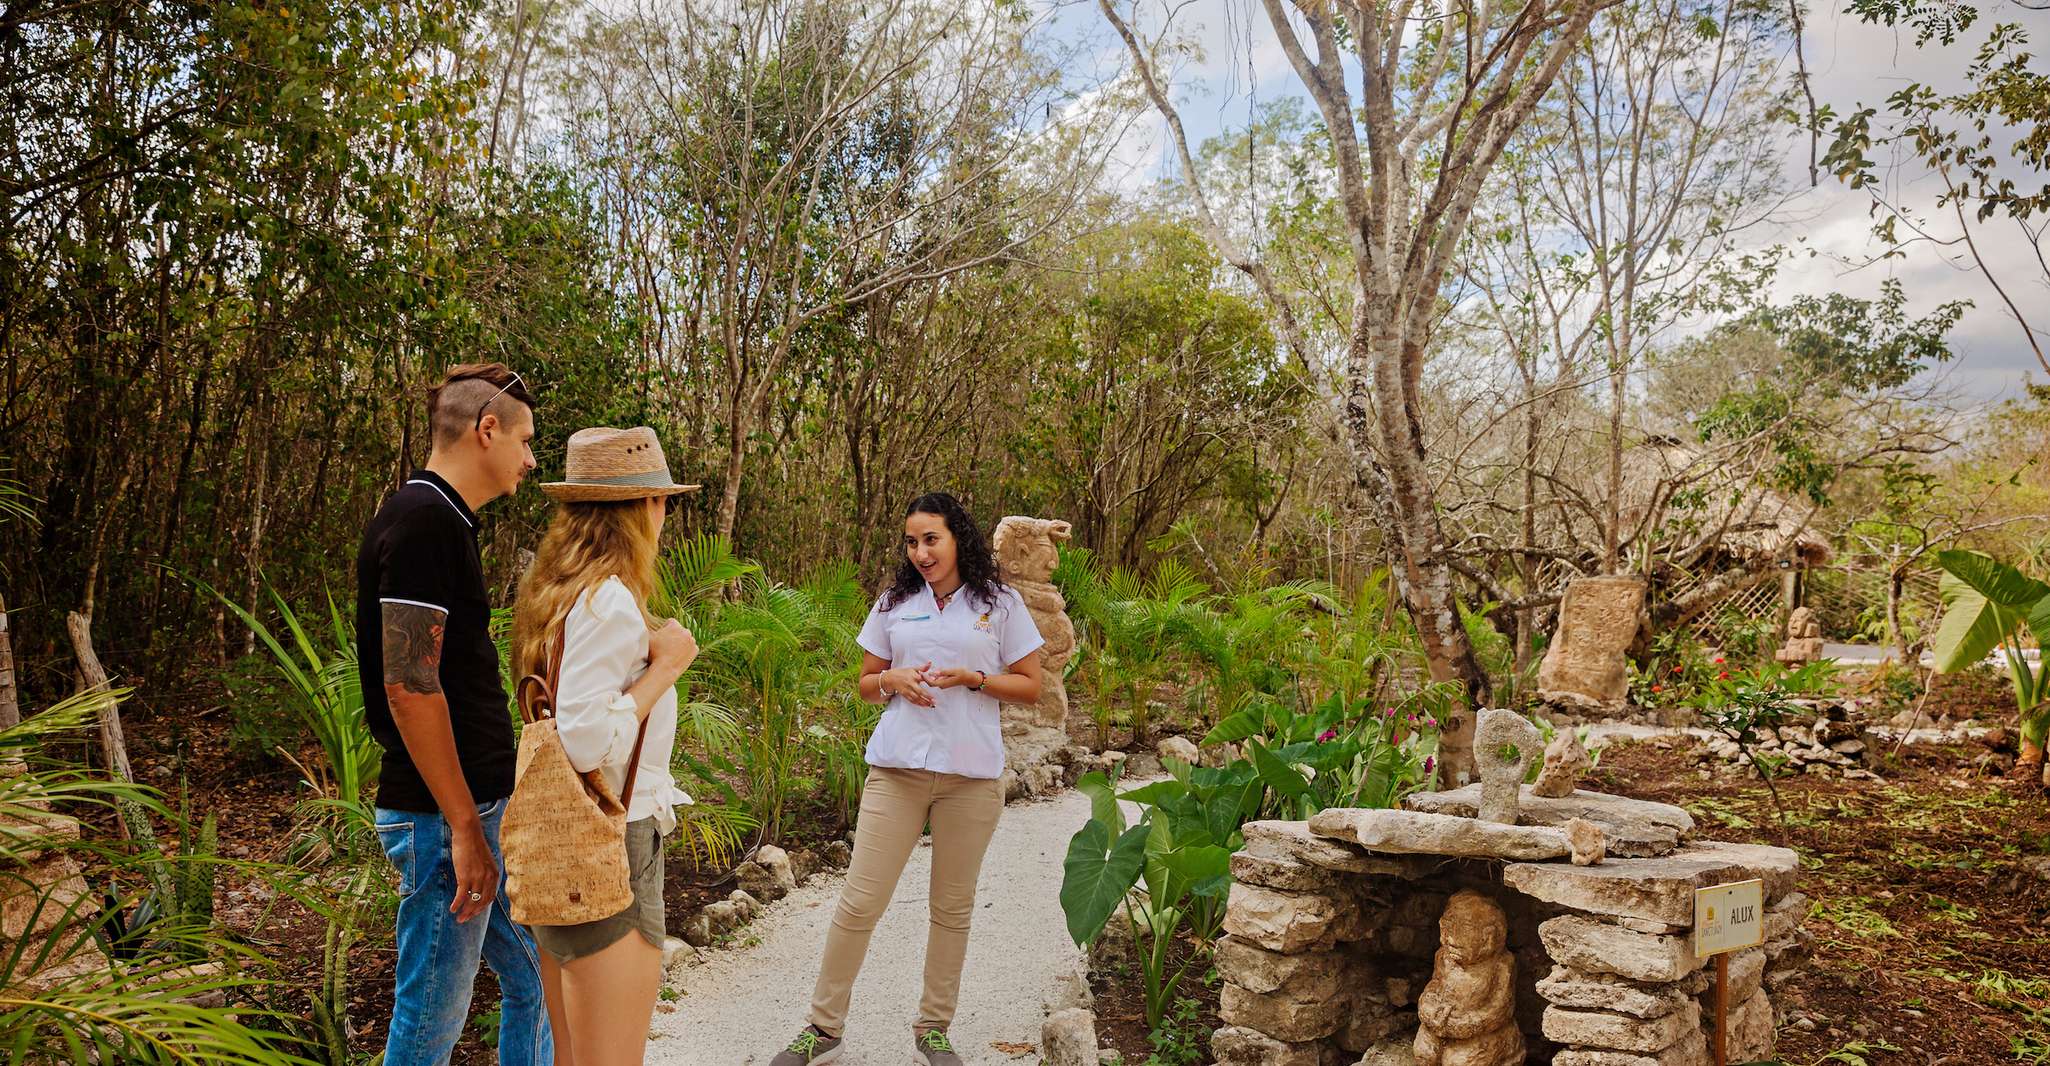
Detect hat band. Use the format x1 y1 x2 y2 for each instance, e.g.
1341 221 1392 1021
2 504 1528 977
563 467 678 488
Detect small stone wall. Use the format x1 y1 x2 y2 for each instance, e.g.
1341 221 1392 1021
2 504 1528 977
1212 798 1810 1065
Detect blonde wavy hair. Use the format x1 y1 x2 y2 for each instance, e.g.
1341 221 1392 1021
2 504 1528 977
512 499 662 681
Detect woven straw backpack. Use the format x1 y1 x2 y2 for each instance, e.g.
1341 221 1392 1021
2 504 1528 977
502 624 651 926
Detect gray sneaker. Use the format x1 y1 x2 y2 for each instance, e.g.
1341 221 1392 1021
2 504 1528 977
914 1029 962 1066
770 1025 842 1065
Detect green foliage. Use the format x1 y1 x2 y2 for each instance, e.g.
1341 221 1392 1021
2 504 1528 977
0 695 314 1065
1140 995 1209 1066
661 534 864 842
208 581 379 806
1689 662 1837 825
1930 549 2050 749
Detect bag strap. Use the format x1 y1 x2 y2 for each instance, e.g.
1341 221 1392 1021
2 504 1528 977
549 606 651 807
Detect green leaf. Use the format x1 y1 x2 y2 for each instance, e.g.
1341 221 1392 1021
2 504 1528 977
1059 820 1150 947
1249 740 1311 800
1076 771 1126 836
1930 550 2044 672
1119 779 1189 808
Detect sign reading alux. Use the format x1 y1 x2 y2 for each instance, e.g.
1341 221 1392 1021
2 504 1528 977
1693 878 1764 956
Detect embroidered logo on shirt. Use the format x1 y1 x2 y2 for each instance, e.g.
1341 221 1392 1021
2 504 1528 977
974 612 994 632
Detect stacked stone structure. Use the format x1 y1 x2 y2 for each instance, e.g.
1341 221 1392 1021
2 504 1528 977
1211 790 1808 1066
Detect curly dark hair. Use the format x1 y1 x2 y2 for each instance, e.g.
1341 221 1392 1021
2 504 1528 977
880 492 1006 611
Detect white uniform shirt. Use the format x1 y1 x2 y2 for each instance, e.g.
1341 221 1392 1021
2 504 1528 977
857 583 1046 780
553 576 694 833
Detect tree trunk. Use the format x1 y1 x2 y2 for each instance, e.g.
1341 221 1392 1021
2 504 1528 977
1351 320 1491 785
0 591 18 731
1887 567 1909 665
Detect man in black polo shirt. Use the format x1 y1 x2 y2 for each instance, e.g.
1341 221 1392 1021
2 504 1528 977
357 363 550 1066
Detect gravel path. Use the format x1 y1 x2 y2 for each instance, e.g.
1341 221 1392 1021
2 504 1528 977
646 786 1093 1065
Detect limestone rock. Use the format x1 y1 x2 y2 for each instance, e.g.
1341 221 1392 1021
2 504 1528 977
1474 710 1542 824
1765 891 1809 942
1211 1025 1334 1066
1534 729 1593 799
1215 936 1348 999
1536 966 1693 1019
1539 916 1703 983
727 889 760 921
701 900 742 936
1501 841 1800 925
1541 998 1701 1052
1551 1030 1709 1066
1231 850 1351 894
680 912 713 947
1224 882 1359 954
1042 1008 1099 1066
994 516 1076 731
660 935 690 969
1682 947 1764 1005
1406 785 1692 857
1727 990 1774 1062
1538 576 1645 708
1309 808 1575 862
1356 1037 1419 1066
1046 966 1094 1012
1242 820 1429 877
822 840 852 869
735 848 796 903
1157 735 1200 766
1566 818 1606 866
1414 891 1523 1066
1221 982 1346 1042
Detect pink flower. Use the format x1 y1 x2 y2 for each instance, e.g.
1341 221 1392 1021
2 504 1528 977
1317 728 1338 743
1384 707 1397 718
1423 756 1436 773
1406 713 1416 722
1425 718 1438 729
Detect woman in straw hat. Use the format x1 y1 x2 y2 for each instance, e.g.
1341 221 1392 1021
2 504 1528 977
509 426 700 1066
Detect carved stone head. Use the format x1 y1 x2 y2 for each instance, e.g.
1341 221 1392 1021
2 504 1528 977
1438 890 1507 963
992 516 1073 585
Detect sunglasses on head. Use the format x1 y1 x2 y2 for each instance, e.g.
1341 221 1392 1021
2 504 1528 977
472 370 527 431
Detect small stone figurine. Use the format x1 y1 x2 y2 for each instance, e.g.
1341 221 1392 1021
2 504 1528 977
1532 728 1592 799
1414 890 1525 1066
1473 710 1541 824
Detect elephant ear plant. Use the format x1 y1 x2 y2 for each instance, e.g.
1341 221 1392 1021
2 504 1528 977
1930 549 2050 785
1057 763 1254 1029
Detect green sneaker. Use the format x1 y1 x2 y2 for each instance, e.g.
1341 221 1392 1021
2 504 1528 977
914 1029 962 1066
770 1025 842 1065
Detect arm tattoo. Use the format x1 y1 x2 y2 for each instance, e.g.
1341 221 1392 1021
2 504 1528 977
381 602 446 696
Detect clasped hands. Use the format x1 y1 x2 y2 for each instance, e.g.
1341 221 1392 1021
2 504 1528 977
880 661 984 707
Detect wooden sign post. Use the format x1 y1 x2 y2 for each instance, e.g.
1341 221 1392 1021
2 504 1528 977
1693 878 1764 1066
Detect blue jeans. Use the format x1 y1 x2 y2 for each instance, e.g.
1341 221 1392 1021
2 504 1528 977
376 798 552 1066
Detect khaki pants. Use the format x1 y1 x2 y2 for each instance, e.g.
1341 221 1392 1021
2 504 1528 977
808 766 1004 1038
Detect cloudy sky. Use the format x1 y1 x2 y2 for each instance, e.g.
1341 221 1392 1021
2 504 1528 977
1034 0 2050 405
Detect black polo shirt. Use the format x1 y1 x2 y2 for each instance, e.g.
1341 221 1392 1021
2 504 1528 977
354 470 516 813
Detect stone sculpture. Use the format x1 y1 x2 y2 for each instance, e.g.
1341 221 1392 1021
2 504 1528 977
1474 710 1542 824
1413 890 1524 1066
992 516 1076 731
1538 576 1646 709
1775 606 1825 665
1532 728 1592 799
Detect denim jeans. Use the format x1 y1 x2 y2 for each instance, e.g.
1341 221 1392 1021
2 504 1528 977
376 797 552 1066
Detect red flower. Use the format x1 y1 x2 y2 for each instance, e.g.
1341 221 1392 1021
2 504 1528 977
1716 671 1731 680
1650 684 1663 693
1713 656 1725 665
1672 665 1684 675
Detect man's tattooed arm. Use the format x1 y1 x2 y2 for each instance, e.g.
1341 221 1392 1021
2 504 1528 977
381 602 446 696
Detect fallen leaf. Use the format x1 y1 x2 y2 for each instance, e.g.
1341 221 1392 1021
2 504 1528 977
991 1041 1036 1056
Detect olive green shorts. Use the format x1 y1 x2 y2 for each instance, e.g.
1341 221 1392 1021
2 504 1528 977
529 817 666 964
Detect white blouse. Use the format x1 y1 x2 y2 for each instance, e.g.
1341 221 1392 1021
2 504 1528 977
856 584 1045 780
552 576 694 833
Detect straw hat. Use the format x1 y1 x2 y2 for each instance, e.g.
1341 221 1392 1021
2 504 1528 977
541 427 701 502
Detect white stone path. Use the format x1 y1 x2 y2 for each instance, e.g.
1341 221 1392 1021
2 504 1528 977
645 786 1094 1065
